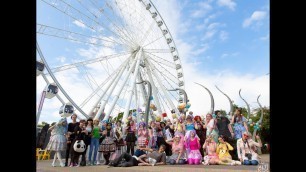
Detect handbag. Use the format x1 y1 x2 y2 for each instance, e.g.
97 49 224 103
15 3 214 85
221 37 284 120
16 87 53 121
243 140 252 160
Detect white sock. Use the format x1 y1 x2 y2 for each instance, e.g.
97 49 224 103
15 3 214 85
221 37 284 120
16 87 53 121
52 152 57 165
97 152 102 163
56 151 64 165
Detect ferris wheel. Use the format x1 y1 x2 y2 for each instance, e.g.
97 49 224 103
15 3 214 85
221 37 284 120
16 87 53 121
36 0 185 123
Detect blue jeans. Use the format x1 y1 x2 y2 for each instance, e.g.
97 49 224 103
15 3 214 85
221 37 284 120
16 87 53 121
243 160 258 165
88 138 99 163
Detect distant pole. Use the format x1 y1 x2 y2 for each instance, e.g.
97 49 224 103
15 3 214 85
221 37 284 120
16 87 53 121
136 80 152 128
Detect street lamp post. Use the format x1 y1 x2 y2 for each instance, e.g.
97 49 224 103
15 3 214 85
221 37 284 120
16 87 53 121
168 88 188 115
136 80 152 128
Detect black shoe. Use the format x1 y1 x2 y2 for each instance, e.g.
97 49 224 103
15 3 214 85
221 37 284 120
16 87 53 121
64 162 68 167
108 162 116 167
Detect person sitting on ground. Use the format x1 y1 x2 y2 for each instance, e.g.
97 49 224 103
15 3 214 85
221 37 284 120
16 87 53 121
202 135 219 165
166 134 186 165
216 135 241 165
237 131 262 165
185 130 202 165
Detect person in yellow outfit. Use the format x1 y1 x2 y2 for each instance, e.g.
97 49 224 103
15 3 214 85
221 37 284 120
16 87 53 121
216 135 241 165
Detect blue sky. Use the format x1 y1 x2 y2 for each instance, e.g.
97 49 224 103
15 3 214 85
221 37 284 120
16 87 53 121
158 0 269 75
37 0 269 124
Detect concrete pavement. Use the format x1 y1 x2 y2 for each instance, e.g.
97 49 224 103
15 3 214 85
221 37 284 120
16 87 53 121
37 154 270 172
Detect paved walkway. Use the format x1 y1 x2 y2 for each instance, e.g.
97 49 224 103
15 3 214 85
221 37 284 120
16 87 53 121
37 154 270 172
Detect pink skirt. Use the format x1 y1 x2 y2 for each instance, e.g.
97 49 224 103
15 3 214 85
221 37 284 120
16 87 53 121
187 150 202 160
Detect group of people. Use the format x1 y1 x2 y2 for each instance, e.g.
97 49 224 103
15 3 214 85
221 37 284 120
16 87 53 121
44 107 263 168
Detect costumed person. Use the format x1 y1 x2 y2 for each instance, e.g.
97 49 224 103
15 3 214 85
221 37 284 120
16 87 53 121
237 132 262 165
82 118 93 166
166 134 186 165
125 118 137 155
156 121 167 149
216 135 241 165
69 120 88 167
148 121 158 149
88 119 102 165
232 108 249 139
174 116 185 144
185 130 202 164
215 110 237 160
64 114 79 166
194 115 206 158
98 122 116 165
114 121 125 151
205 113 219 143
45 118 67 167
184 115 199 142
202 135 219 165
165 119 174 141
137 122 148 149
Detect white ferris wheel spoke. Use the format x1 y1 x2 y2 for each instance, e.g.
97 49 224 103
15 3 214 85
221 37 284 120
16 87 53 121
93 54 134 120
40 0 133 49
37 24 120 47
45 52 130 74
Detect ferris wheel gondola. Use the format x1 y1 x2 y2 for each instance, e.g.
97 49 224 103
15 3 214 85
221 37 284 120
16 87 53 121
59 103 74 118
36 61 45 76
44 83 58 99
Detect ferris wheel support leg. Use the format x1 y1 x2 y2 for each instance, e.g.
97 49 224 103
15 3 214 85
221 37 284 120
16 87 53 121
93 57 131 120
122 49 143 125
103 52 139 121
146 66 163 117
37 41 89 119
145 59 178 122
137 74 148 109
133 84 139 123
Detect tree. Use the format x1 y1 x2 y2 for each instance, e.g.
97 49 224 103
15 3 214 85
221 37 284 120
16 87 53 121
249 107 270 141
37 121 49 128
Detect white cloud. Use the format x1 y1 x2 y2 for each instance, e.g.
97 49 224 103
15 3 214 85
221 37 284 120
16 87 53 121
260 34 269 41
220 52 239 59
191 44 209 56
73 20 86 29
202 30 217 41
217 0 236 11
182 69 270 117
243 11 267 28
56 56 66 63
191 1 213 18
219 30 228 41
221 53 228 58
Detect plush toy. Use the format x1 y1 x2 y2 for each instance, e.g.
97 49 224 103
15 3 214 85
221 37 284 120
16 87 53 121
73 140 86 153
155 115 161 122
172 113 177 119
